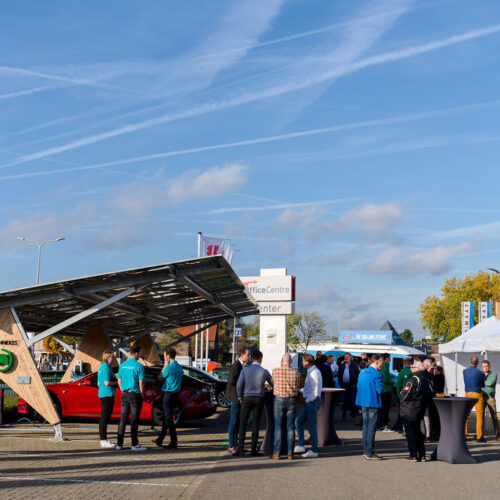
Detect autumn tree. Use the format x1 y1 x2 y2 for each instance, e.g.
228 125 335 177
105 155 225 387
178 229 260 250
287 312 327 351
43 335 79 354
419 270 500 342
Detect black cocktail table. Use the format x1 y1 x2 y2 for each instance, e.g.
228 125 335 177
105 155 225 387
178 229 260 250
433 396 478 464
317 388 345 446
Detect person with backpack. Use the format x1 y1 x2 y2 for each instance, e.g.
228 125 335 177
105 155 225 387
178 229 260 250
400 360 434 462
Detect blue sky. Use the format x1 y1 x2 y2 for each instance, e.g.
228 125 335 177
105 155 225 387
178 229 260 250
1 0 500 338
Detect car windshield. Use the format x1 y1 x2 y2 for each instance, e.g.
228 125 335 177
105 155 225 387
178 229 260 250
182 366 216 382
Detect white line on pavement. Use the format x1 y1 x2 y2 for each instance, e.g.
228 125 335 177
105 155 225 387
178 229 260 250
0 474 189 487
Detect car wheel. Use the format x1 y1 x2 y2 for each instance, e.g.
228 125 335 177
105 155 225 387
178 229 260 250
152 402 163 427
51 395 62 421
217 390 231 408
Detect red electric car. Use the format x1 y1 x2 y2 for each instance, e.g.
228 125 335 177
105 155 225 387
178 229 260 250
17 365 217 425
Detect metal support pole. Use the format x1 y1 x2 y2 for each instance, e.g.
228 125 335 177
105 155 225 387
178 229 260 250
205 325 209 367
232 319 236 363
194 327 198 368
454 351 458 395
200 326 204 370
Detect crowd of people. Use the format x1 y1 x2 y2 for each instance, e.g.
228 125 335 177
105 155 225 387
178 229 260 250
94 344 499 461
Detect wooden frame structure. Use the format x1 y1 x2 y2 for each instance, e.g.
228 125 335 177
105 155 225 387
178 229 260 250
0 256 258 440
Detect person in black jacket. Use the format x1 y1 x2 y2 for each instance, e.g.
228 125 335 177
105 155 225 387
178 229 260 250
400 360 434 462
226 345 250 455
338 353 360 421
316 354 334 388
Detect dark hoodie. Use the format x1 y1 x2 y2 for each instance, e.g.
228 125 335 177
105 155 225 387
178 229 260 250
399 370 434 422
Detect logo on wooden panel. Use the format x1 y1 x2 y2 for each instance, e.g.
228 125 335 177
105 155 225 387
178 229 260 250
0 348 14 372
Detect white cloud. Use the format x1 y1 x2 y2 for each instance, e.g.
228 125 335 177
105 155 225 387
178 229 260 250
336 201 404 239
107 183 165 218
166 163 248 204
365 241 476 276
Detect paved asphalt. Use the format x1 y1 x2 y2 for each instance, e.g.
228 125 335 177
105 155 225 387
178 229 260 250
0 410 498 499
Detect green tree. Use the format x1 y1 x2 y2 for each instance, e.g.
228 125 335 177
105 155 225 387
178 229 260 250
287 311 327 351
419 270 500 342
399 328 414 345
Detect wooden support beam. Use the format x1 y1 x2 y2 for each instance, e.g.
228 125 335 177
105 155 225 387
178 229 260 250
0 308 60 427
60 325 112 383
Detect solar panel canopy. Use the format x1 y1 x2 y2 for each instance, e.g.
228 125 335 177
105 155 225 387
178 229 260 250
0 256 259 338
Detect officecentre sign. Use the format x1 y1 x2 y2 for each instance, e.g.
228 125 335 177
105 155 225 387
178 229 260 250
240 276 295 302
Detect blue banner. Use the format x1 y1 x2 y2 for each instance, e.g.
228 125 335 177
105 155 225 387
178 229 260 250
339 330 393 344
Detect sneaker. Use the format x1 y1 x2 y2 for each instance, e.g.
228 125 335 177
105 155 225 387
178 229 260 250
152 439 162 448
287 454 293 460
115 445 123 450
476 437 487 443
382 426 393 432
405 456 418 462
270 454 280 460
131 444 147 451
293 445 306 453
100 440 115 448
302 450 318 458
365 453 383 460
165 442 178 449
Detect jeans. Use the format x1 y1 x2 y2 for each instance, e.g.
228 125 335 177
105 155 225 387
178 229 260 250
117 391 143 447
273 396 296 455
228 401 241 448
362 407 380 456
341 385 357 419
157 391 178 446
465 392 485 439
99 396 114 440
239 396 264 452
295 397 321 453
402 416 425 459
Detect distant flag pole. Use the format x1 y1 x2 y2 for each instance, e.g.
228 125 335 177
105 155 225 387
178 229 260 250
195 232 202 368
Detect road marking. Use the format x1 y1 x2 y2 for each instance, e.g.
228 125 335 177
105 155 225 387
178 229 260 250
0 451 217 465
0 474 189 487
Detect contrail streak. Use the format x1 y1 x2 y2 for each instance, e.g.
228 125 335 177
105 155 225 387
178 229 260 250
208 198 364 215
1 99 499 182
2 22 500 170
0 86 52 101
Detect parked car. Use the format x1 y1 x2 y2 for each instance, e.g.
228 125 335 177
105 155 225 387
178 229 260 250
210 367 230 382
17 365 216 425
181 365 230 408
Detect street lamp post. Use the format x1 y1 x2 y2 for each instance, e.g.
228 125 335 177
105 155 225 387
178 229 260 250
17 236 65 285
332 311 342 340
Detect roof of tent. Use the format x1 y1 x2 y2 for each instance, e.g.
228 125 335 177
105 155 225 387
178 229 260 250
439 316 500 353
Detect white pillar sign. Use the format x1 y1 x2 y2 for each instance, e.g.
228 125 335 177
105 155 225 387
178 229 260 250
241 269 295 371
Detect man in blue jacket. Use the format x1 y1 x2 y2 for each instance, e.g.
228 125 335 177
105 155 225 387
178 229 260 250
356 355 384 460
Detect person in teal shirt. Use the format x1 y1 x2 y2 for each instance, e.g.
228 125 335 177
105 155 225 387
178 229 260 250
98 350 118 448
116 345 147 451
153 347 183 450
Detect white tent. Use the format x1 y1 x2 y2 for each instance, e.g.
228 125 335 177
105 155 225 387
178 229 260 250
439 316 500 396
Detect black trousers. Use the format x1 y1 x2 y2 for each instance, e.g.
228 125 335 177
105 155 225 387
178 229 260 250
381 392 392 427
157 391 178 445
117 392 143 447
99 396 114 440
341 385 357 418
239 396 264 452
402 416 425 459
